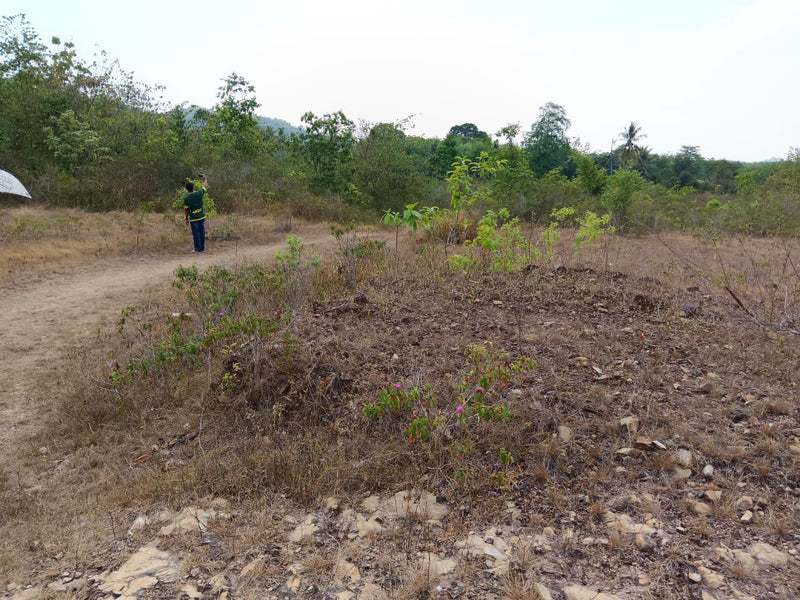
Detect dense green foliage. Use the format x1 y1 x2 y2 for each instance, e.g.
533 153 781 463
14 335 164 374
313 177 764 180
1 14 798 233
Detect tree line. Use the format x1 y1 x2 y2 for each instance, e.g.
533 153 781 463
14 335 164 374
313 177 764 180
2 14 798 234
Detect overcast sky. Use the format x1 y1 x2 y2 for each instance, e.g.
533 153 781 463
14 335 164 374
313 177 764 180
6 0 799 161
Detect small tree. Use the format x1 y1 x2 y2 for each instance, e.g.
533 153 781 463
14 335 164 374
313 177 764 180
432 152 506 255
601 169 643 228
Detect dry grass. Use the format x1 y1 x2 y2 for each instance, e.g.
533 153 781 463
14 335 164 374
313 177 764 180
2 217 799 598
0 205 288 282
500 573 545 600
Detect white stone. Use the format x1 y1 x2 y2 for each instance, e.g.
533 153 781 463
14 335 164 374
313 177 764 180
558 425 574 442
361 495 381 512
287 523 319 542
323 497 341 511
97 544 179 597
285 576 301 592
180 583 203 599
702 464 714 477
605 511 657 535
563 584 622 600
157 507 223 536
739 510 753 523
418 552 456 577
127 515 151 536
697 566 724 589
676 448 693 467
749 542 789 566
619 416 639 433
454 533 509 563
333 560 360 583
536 583 555 600
240 558 264 578
356 516 384 538
381 490 448 521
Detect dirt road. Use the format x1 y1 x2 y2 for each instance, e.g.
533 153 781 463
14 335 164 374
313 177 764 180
0 225 346 472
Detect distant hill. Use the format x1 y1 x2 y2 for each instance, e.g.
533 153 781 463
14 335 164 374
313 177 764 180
257 116 301 136
182 106 301 135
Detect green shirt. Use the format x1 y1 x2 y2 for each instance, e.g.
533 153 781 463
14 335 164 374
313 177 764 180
183 185 206 221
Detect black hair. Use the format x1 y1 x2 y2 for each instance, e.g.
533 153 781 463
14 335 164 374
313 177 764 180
185 181 194 192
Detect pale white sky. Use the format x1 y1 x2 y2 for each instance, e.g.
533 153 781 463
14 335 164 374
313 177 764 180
6 0 799 161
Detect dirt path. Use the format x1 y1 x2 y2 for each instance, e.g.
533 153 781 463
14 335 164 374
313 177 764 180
0 224 351 473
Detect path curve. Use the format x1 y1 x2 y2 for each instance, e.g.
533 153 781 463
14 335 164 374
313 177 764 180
0 225 362 470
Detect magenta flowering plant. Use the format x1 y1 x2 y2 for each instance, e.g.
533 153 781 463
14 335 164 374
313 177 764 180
362 384 431 419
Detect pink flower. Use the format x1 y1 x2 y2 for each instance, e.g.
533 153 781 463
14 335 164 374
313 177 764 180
218 311 227 317
456 404 464 415
475 386 484 394
394 383 403 390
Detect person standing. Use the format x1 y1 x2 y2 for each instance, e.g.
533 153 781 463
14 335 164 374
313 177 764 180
183 173 208 253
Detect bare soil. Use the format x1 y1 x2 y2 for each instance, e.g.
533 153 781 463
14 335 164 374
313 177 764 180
0 221 798 599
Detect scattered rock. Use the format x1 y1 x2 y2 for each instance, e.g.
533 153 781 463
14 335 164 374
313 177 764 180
605 511 657 535
673 467 692 480
676 448 693 467
361 495 381 512
418 552 456 577
96 544 180 597
333 560 360 584
692 501 712 515
127 515 151 536
615 447 642 458
749 542 789 566
635 533 655 552
739 510 753 523
455 533 509 562
702 464 714 477
323 497 341 512
688 572 702 583
287 517 320 542
535 583 555 600
381 490 448 521
158 507 226 536
240 557 264 578
735 496 754 511
558 425 574 442
704 490 722 503
697 565 724 589
620 416 639 434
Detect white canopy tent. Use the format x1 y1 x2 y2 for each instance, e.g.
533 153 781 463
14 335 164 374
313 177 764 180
0 169 32 198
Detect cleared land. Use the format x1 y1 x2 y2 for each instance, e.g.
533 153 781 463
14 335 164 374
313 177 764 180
0 207 797 600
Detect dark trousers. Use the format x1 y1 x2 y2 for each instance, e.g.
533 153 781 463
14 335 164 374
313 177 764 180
190 219 206 252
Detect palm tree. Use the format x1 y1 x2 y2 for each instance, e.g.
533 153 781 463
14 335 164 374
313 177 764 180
618 122 646 168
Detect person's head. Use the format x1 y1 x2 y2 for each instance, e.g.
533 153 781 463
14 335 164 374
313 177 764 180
185 181 194 192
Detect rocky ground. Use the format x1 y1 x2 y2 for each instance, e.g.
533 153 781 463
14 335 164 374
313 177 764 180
6 485 797 599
